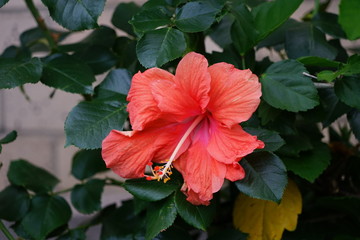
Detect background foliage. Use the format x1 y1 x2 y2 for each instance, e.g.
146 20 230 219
1 0 360 239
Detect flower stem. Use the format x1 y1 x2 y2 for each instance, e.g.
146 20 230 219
24 0 58 52
53 187 73 195
0 220 16 240
241 55 246 70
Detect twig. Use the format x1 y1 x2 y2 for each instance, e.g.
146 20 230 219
24 0 58 52
0 220 16 240
303 72 334 88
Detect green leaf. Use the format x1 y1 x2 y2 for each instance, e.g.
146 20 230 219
0 130 17 144
261 60 319 112
72 46 117 75
41 54 96 94
0 186 30 221
146 195 177 240
174 191 216 230
71 179 105 214
231 4 258 55
65 100 127 149
41 0 105 31
243 127 285 152
124 177 180 201
130 7 172 32
0 57 42 89
137 28 186 68
285 22 337 59
297 56 341 68
235 152 288 203
95 69 132 100
318 88 351 128
7 159 59 193
57 229 86 240
0 0 9 8
71 149 107 180
317 70 339 82
113 37 138 71
312 12 346 39
252 0 303 41
339 0 360 40
112 2 140 36
283 142 331 182
175 1 220 33
335 76 360 110
348 109 360 141
339 54 360 76
18 195 71 240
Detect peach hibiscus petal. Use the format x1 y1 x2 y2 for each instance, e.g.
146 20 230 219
226 162 245 181
207 63 262 128
174 52 211 111
127 68 175 131
207 121 264 164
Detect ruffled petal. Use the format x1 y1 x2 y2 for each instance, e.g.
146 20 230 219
102 122 192 178
207 120 264 164
127 68 175 131
174 140 226 205
151 52 211 122
207 63 261 127
225 162 245 181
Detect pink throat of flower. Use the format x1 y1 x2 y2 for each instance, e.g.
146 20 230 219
146 114 204 183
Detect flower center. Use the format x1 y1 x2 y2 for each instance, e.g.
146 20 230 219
146 114 204 183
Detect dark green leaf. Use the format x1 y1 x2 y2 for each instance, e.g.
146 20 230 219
112 2 140 36
318 88 351 127
335 76 360 110
0 130 17 144
57 229 86 240
72 46 117 75
41 0 105 30
41 54 96 94
65 100 127 149
124 177 180 201
175 190 216 230
339 0 360 40
339 54 360 76
231 4 258 55
7 159 59 193
283 143 331 182
0 57 42 89
277 134 313 157
155 225 192 240
130 7 172 32
0 0 9 8
243 127 285 152
209 15 234 48
257 101 281 125
312 12 346 39
297 56 341 68
1 45 31 59
348 109 360 141
113 37 138 71
146 195 177 240
285 22 337 59
261 60 319 112
0 186 30 221
235 152 287 202
208 228 247 240
175 1 220 33
252 0 303 41
71 179 105 214
95 69 132 100
137 28 186 68
101 200 145 240
18 195 71 240
71 149 107 180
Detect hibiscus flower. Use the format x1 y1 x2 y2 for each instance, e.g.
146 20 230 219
102 52 264 205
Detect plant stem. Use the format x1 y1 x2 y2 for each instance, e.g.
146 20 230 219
106 178 124 187
241 55 246 70
0 220 15 240
24 0 58 52
53 187 73 195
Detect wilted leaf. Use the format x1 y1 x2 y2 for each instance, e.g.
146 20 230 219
233 180 302 240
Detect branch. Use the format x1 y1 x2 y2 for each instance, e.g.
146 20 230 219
24 0 58 52
0 220 16 240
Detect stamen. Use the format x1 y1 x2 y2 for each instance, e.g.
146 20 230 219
157 114 204 180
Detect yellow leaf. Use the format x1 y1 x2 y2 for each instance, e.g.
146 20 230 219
233 180 302 240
